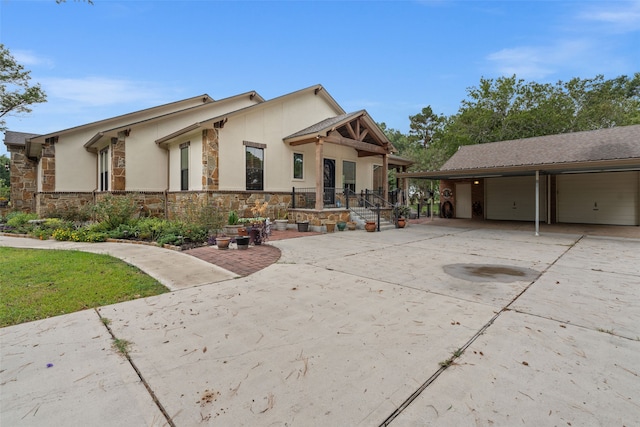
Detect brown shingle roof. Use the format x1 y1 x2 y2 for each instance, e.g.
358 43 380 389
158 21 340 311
3 131 40 147
285 111 364 139
441 125 640 171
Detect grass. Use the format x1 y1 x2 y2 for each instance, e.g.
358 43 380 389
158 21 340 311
0 247 168 327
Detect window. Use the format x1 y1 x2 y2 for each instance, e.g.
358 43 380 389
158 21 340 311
180 144 189 191
99 148 109 191
343 161 355 192
246 146 264 190
293 153 303 179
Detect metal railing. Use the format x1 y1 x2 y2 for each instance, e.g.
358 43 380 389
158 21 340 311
291 187 349 209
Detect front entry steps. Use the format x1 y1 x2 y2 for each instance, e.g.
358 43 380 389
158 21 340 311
349 207 395 231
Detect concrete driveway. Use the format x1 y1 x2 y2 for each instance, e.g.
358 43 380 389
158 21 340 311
1 226 639 426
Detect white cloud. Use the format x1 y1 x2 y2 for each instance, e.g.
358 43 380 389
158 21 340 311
40 76 170 107
11 50 54 68
486 40 592 80
578 0 640 32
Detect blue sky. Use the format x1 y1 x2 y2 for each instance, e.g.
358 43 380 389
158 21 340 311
1 0 639 156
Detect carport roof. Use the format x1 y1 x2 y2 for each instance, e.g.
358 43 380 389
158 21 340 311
398 124 640 180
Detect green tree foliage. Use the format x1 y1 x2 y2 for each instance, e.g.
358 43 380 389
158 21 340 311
0 154 9 183
392 74 640 173
0 44 47 132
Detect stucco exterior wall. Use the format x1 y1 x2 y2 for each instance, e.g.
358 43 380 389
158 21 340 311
54 130 101 191
45 96 259 193
218 93 344 192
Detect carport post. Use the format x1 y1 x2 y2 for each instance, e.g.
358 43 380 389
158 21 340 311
535 170 540 236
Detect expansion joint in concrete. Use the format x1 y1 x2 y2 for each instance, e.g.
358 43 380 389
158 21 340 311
94 308 177 427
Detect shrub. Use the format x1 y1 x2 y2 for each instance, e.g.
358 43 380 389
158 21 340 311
90 194 137 229
6 212 38 228
52 228 107 242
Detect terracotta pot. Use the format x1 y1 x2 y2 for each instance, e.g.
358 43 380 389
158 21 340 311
365 221 376 232
216 237 231 249
325 221 336 233
347 222 357 230
397 218 406 228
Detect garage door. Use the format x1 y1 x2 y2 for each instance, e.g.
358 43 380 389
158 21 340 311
557 171 639 226
486 176 547 221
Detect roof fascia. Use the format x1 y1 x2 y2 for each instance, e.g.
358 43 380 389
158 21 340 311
155 86 341 146
30 94 215 144
398 158 640 180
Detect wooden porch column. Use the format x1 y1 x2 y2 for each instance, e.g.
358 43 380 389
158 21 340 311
315 138 324 210
382 154 389 203
402 166 409 204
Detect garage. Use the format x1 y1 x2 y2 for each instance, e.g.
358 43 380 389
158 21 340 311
486 176 547 222
557 171 639 226
398 125 640 229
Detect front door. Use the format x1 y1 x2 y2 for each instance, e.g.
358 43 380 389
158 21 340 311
324 158 335 205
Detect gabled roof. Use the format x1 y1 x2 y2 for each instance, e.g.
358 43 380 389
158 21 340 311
284 111 364 140
156 84 345 146
283 110 395 155
84 90 263 151
442 124 640 171
29 94 219 144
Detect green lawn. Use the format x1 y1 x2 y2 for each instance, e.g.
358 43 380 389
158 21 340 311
0 247 168 327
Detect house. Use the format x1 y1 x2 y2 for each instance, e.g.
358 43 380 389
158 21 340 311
399 125 640 228
3 85 412 224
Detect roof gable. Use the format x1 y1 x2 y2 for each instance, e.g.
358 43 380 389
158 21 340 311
156 84 345 146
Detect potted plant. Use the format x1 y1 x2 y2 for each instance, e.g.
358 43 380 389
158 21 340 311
324 220 336 233
215 234 231 250
223 210 243 236
235 235 250 249
273 208 288 231
393 205 411 228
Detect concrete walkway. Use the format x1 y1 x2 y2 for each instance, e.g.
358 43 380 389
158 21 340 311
1 226 639 426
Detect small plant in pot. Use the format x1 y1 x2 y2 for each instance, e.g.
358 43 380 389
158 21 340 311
393 205 411 228
273 208 288 231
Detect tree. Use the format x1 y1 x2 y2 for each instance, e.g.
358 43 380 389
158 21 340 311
408 106 445 148
0 155 9 200
0 44 47 132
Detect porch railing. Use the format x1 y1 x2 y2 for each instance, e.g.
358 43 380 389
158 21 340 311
291 187 397 210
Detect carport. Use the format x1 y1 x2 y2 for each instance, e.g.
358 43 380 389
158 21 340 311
398 125 640 235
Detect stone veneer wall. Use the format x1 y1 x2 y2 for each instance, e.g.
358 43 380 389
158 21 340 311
14 189 369 226
110 135 126 191
290 209 351 226
201 129 219 190
8 147 37 213
40 138 56 192
37 192 95 218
